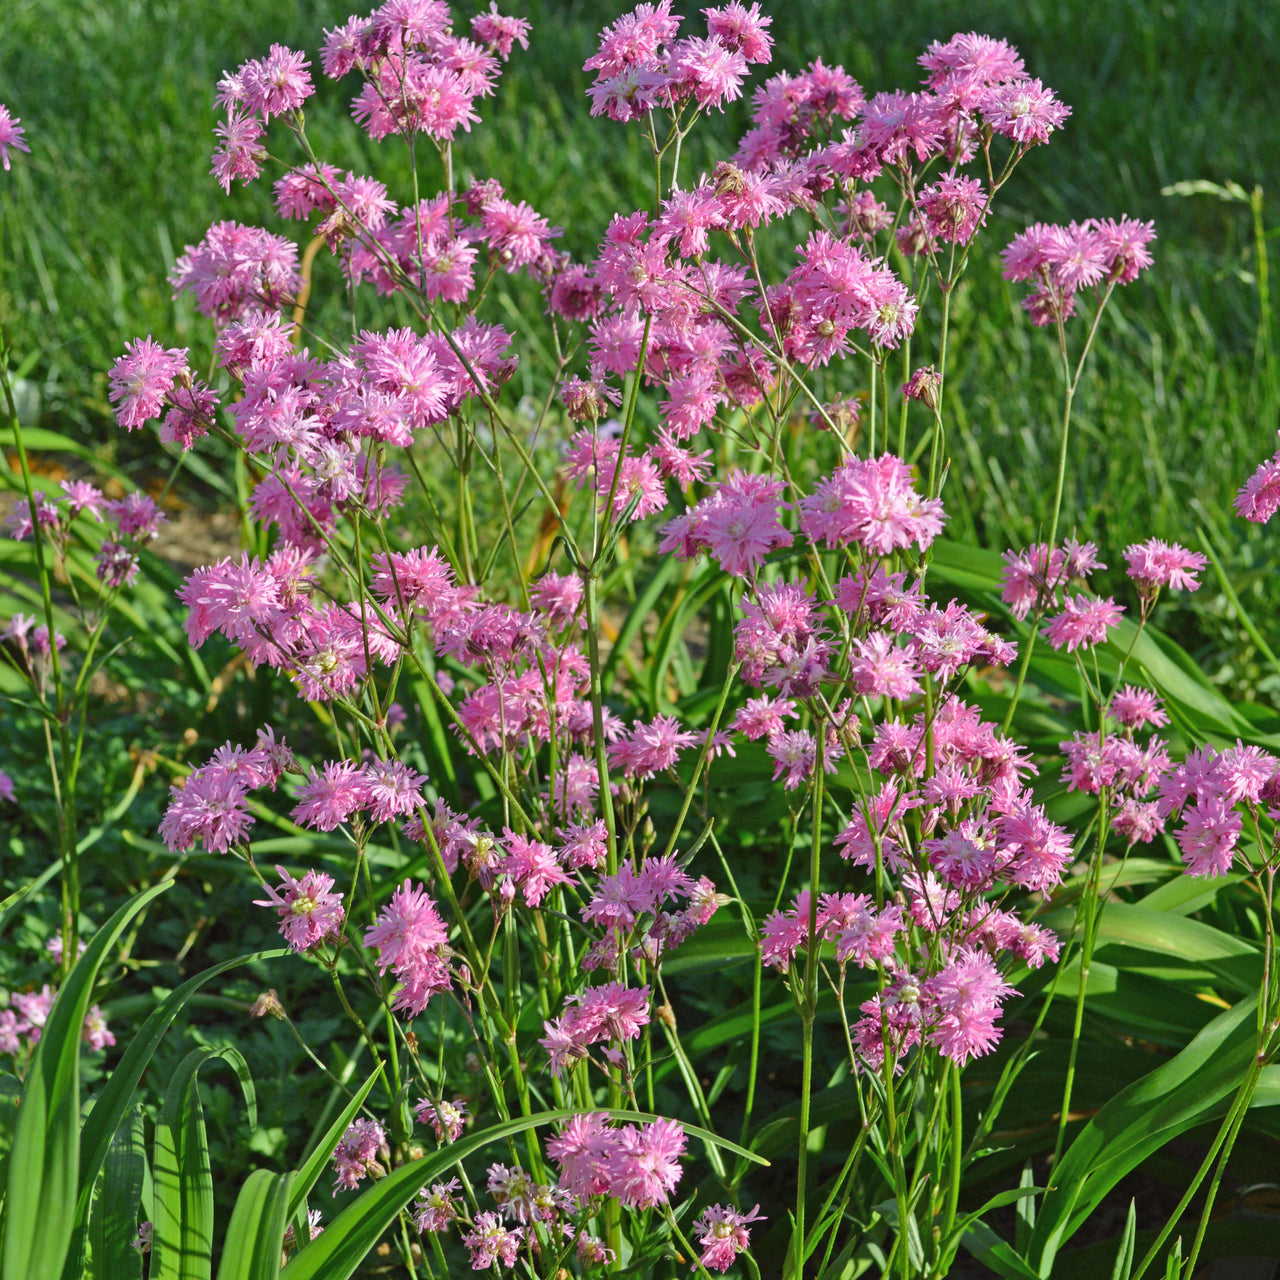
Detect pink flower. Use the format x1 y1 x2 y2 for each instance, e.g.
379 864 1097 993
979 76 1070 145
179 553 282 649
1109 685 1168 729
501 831 572 906
82 1004 115 1052
12 985 55 1046
0 104 30 170
291 761 370 832
158 770 254 854
364 880 448 972
237 44 314 119
694 1203 765 1273
364 760 425 824
607 1118 686 1209
472 4 531 59
703 3 773 63
412 1179 461 1233
332 1118 387 1191
1123 538 1207 593
547 1113 616 1198
668 36 748 111
1094 216 1156 283
1177 795 1243 877
798 454 946 554
1236 453 1280 523
254 865 345 951
1041 595 1124 652
108 338 189 430
464 1212 523 1269
414 1096 467 1143
923 950 1016 1065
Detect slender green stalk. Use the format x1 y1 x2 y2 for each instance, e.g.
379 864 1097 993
793 726 826 1277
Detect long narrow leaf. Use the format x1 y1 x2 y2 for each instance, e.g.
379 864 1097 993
286 1067 381 1219
1027 998 1260 1274
1 881 170 1280
152 1047 256 1280
87 1107 145 1280
216 1170 292 1280
61 948 286 1280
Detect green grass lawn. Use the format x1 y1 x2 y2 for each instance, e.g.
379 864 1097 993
3 0 1280 686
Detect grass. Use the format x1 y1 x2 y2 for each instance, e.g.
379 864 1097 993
2 0 1279 684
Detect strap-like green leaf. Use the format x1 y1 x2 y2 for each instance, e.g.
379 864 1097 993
1027 998 1260 1275
152 1047 256 1280
286 1067 380 1220
216 1170 292 1280
88 1107 145 1280
61 948 286 1280
1 880 170 1280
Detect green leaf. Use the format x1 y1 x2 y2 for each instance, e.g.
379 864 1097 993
1026 998 1261 1275
0 861 60 941
1110 1201 1136 1280
62 949 286 1280
959 1220 1044 1280
286 1068 381 1220
88 1108 145 1280
215 1170 291 1280
151 1047 256 1280
2 880 170 1280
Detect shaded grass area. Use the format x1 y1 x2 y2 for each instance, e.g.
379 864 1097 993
2 0 1279 681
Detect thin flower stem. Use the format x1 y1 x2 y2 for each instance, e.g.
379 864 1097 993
793 723 826 1276
1051 800 1111 1171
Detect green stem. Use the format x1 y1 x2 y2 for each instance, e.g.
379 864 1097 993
793 728 826 1277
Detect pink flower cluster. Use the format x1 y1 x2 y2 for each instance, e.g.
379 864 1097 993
0 984 115 1058
1002 216 1155 326
4 480 167 593
581 855 723 967
540 981 651 1076
546 1112 686 1209
212 44 314 191
363 879 452 1015
584 2 771 123
159 728 294 855
323 1 528 146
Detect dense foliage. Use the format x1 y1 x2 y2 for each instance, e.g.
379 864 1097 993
3 4 1280 1279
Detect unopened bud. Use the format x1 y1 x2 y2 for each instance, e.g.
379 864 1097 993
250 989 285 1020
903 365 942 411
